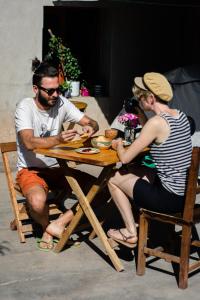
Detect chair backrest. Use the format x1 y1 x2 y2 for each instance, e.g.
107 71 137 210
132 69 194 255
183 147 200 223
0 142 17 199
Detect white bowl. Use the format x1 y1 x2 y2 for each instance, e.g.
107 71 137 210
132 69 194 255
91 136 112 150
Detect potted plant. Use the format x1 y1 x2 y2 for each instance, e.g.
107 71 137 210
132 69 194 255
46 31 81 97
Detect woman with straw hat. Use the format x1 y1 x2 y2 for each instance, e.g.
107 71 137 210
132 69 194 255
107 72 192 247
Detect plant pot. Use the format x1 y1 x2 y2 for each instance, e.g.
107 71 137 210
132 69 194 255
64 89 71 99
71 81 80 97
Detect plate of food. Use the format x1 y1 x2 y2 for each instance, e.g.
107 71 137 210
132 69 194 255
75 147 100 154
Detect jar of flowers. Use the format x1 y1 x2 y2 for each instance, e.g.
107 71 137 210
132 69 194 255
118 113 139 143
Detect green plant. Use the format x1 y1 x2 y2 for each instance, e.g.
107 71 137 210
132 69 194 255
46 34 81 81
60 81 72 94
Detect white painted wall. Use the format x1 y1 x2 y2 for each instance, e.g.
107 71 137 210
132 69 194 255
0 0 108 143
0 0 53 141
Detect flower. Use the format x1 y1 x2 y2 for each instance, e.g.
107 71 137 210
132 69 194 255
118 113 139 128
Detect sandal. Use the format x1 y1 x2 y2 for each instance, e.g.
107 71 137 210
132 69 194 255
107 229 137 249
36 238 55 252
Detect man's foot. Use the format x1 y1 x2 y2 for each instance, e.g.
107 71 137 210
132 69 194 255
37 231 54 251
107 228 137 248
46 210 74 238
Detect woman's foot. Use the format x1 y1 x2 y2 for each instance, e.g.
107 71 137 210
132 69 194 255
107 228 137 248
46 210 74 238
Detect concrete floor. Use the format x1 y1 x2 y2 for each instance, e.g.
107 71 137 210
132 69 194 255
0 168 200 300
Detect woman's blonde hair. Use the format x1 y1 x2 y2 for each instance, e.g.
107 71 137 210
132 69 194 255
132 85 152 100
132 85 168 105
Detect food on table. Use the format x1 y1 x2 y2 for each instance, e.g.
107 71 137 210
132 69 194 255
75 147 100 154
81 148 92 152
80 132 89 138
91 135 112 149
71 132 88 142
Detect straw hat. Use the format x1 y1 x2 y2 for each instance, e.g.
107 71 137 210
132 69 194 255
134 72 173 102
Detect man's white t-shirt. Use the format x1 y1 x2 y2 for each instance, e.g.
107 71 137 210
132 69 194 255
15 96 84 170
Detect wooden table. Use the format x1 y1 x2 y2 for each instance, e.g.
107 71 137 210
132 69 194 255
34 139 124 272
66 100 88 131
70 100 87 112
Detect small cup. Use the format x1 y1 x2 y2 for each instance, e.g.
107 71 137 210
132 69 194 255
105 129 118 140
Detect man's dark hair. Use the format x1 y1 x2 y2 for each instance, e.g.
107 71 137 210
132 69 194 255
32 57 58 86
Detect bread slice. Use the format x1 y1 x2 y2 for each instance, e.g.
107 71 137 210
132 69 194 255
80 133 89 138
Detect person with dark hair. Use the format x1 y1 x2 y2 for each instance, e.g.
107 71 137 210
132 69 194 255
107 72 192 247
15 58 99 251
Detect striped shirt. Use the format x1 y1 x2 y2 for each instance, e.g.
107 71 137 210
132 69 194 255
150 111 192 196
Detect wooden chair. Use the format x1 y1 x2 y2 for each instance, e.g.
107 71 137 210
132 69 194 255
0 142 63 243
137 147 200 289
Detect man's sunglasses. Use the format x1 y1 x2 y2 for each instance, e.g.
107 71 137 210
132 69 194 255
38 86 61 96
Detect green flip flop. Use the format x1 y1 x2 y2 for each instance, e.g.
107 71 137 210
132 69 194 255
36 238 55 252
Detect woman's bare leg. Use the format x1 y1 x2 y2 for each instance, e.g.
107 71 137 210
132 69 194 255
108 171 138 242
107 164 155 243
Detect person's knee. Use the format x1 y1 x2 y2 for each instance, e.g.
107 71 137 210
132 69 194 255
108 176 115 189
108 175 119 192
108 171 121 186
26 188 47 212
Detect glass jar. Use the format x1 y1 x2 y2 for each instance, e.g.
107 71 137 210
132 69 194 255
124 126 135 143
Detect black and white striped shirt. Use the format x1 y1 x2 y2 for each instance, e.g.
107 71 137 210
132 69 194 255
150 111 192 196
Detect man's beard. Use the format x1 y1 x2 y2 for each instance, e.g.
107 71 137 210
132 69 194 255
38 91 59 108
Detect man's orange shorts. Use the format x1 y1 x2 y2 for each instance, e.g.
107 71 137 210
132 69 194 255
16 167 68 196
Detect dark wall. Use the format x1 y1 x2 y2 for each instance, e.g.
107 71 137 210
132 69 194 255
43 3 200 122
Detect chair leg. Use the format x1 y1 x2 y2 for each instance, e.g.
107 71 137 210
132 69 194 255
191 225 200 258
137 214 149 275
10 218 26 243
10 219 17 230
89 221 104 240
178 225 191 289
16 219 26 243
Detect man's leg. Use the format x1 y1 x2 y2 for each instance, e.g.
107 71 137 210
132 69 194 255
16 169 53 249
25 186 49 231
45 167 110 238
38 167 76 240
45 210 74 238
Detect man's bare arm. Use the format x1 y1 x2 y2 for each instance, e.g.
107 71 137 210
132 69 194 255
19 129 77 150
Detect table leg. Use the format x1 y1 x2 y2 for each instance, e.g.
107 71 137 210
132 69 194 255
54 166 124 272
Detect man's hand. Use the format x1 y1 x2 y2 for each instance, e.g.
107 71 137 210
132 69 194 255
78 115 99 137
81 126 95 137
58 129 77 143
